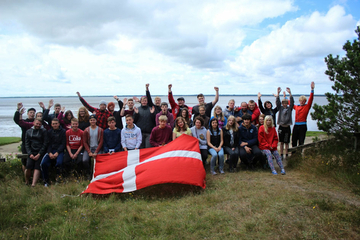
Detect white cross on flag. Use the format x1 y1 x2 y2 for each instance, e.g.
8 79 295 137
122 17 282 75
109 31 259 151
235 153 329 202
81 134 206 195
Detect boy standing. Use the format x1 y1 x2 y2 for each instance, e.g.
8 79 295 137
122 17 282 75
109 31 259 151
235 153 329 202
292 82 315 147
103 116 122 153
276 87 294 159
121 115 142 151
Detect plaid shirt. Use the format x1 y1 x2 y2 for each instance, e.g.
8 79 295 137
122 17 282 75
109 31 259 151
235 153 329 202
79 97 112 130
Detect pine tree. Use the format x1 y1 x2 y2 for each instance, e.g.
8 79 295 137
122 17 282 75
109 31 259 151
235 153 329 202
311 26 360 140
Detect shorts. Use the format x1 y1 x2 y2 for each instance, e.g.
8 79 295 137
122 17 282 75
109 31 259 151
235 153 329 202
26 155 42 170
278 125 291 143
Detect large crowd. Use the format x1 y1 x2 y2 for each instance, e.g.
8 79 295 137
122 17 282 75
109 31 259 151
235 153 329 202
14 82 315 187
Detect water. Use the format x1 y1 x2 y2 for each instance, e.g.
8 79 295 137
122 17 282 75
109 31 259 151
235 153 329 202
0 95 327 137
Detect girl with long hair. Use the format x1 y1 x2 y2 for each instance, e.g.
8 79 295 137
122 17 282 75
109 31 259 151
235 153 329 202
181 108 193 128
172 117 192 140
207 117 224 175
258 115 286 175
210 105 227 129
78 106 90 130
57 107 74 130
222 115 239 172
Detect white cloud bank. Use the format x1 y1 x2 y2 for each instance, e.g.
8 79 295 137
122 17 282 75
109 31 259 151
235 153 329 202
0 1 358 96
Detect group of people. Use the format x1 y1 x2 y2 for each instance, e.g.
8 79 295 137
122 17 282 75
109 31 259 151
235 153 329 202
14 82 315 186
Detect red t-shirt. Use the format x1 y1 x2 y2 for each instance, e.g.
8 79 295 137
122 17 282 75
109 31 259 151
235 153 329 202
66 128 84 150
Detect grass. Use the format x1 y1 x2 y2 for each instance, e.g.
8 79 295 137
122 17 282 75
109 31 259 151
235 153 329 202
1 144 360 239
306 131 327 137
0 137 21 146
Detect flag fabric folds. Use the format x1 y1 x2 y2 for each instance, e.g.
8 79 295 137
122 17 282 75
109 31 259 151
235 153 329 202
81 134 206 195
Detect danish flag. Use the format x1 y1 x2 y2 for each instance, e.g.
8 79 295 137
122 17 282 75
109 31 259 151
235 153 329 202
81 134 206 195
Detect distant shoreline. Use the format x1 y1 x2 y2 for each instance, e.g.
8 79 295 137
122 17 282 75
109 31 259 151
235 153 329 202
0 94 327 99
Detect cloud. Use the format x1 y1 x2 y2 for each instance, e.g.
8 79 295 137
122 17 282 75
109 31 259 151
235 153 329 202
228 5 357 92
0 0 296 69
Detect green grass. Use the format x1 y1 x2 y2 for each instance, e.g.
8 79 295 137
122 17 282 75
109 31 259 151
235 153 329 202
0 137 21 146
306 131 327 137
1 145 359 239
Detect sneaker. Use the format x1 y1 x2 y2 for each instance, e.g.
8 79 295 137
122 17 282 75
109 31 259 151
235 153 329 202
229 167 234 173
44 183 49 187
220 169 225 174
272 170 278 175
211 171 217 175
281 169 286 175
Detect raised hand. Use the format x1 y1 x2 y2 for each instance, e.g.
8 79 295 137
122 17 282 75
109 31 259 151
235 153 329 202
123 98 128 105
168 84 172 90
258 92 261 99
150 106 155 113
133 96 140 103
76 92 81 98
286 87 291 95
146 83 149 90
48 99 54 109
214 86 219 92
61 106 65 112
311 82 315 90
134 106 139 114
17 102 23 110
20 108 26 115
38 102 45 109
113 95 119 101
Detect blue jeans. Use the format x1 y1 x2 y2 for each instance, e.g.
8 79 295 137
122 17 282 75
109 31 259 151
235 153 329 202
40 150 64 183
208 148 224 172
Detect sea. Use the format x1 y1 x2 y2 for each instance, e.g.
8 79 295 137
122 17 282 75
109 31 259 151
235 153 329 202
0 95 327 137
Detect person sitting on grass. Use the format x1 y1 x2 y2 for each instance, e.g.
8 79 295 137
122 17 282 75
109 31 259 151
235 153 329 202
258 116 286 175
103 116 122 154
173 117 192 140
238 113 262 170
191 116 208 169
276 87 294 160
150 115 173 147
63 118 84 177
207 118 224 175
40 118 66 187
25 118 48 187
121 115 142 151
83 115 104 180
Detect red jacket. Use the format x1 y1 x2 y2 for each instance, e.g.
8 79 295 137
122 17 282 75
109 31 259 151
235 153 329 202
258 125 278 151
168 92 192 120
250 103 260 125
83 126 104 154
293 91 314 124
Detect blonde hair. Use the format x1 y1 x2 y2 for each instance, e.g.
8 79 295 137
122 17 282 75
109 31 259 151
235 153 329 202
299 95 307 102
158 115 168 122
264 115 274 134
213 105 225 122
225 115 238 132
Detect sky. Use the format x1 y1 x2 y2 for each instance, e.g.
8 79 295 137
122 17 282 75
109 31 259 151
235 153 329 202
0 0 359 97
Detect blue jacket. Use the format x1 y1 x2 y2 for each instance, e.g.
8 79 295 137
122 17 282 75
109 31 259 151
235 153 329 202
239 124 258 147
103 128 122 153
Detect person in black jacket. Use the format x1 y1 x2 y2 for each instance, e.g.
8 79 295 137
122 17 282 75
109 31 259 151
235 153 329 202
222 115 240 173
25 118 48 187
258 92 278 128
40 118 66 186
